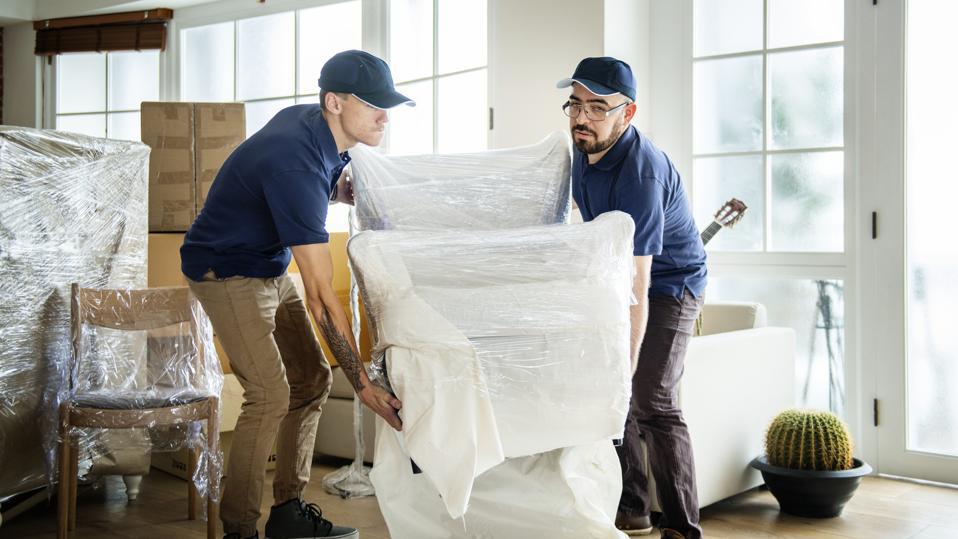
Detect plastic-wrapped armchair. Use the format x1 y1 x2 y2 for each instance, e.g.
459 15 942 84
57 285 223 539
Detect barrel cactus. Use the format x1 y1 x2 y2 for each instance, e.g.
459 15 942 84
765 409 854 471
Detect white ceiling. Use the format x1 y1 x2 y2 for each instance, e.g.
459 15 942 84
1 0 221 26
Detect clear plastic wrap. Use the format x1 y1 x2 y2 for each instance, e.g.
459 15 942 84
320 217 375 500
65 286 224 503
349 211 636 521
0 127 221 505
348 131 572 231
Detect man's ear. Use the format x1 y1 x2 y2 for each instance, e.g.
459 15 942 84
624 102 638 123
324 92 343 114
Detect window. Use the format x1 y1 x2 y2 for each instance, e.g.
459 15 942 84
690 0 846 412
50 1 489 231
905 0 958 457
387 0 488 155
177 1 362 232
180 1 363 138
55 51 160 141
692 0 844 253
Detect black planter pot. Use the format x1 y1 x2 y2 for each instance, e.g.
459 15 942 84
749 455 872 518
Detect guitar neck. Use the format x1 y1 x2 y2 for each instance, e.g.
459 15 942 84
700 221 722 245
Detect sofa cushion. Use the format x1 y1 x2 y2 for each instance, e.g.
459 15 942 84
329 366 356 399
699 302 767 336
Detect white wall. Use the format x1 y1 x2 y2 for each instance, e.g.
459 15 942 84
488 0 604 149
3 22 41 128
0 0 34 25
647 0 691 171
604 0 651 134
489 0 655 150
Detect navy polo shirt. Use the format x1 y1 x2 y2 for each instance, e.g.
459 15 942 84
572 125 707 298
180 104 348 281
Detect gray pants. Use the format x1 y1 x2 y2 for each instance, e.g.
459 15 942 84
616 289 704 539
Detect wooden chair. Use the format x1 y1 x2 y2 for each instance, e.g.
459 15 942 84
57 284 220 539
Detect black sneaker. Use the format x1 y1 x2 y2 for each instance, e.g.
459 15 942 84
264 499 358 539
224 533 258 539
615 512 654 536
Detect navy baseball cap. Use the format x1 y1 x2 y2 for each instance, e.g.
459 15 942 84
556 56 636 102
318 50 415 109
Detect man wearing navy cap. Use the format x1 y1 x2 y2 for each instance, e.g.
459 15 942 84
182 50 413 539
557 57 707 539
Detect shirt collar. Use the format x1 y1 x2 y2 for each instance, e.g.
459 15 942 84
310 107 348 175
588 124 638 172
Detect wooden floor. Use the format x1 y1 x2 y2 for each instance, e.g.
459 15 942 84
2 458 956 538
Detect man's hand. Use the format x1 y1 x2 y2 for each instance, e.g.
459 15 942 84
358 383 403 431
630 255 653 374
330 169 355 205
292 243 405 432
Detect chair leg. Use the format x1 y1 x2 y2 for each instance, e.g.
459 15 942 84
68 439 78 531
122 475 143 501
207 496 217 539
57 432 70 539
188 445 199 521
207 403 219 539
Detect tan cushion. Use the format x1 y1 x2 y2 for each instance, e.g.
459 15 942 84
699 302 767 336
329 366 356 399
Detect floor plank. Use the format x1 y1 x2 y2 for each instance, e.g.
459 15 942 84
2 461 955 538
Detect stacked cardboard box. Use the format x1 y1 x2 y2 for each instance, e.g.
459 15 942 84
151 373 278 479
147 231 373 370
141 102 245 232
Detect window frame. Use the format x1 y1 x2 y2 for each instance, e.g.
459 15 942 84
44 0 490 153
174 0 368 139
691 1 846 256
648 0 859 425
49 50 160 140
677 0 856 305
385 0 490 154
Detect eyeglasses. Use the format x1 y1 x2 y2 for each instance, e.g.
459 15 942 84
562 100 629 121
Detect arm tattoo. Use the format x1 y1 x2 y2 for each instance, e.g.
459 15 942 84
318 309 366 392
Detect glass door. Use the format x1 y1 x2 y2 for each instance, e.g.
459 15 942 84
869 0 958 484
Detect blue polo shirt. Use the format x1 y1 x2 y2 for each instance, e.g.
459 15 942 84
180 104 348 281
572 125 707 298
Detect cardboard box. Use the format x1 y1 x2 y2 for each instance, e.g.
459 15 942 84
142 102 245 232
148 232 232 374
195 103 246 211
151 430 278 480
146 231 374 371
287 233 373 365
152 374 277 480
148 232 236 374
142 103 195 231
148 232 188 287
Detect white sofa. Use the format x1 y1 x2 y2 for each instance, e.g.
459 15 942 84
314 301 795 510
314 367 375 462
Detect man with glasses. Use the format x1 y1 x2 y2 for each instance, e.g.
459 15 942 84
557 57 707 539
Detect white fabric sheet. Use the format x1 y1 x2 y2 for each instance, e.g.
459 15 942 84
349 212 635 519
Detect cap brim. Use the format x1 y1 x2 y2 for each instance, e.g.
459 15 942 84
555 77 620 97
352 90 416 110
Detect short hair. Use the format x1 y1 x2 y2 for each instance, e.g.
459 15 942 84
320 90 350 112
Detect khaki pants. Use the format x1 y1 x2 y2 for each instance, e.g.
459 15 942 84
188 272 332 537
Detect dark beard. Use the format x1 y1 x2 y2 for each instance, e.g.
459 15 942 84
571 121 626 155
